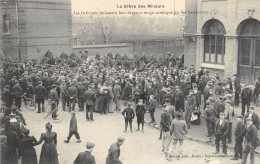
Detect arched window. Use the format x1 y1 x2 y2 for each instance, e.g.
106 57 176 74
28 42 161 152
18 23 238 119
202 19 226 64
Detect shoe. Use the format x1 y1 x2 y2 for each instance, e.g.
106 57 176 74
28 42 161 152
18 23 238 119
37 112 41 113
124 130 127 133
130 130 133 133
76 140 81 143
64 140 69 143
135 129 140 131
230 157 238 160
141 129 144 133
213 151 219 154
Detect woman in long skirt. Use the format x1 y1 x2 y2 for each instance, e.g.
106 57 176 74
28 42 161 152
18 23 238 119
20 128 37 164
35 122 59 164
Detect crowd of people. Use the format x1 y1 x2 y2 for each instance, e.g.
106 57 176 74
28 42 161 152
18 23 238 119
0 50 259 164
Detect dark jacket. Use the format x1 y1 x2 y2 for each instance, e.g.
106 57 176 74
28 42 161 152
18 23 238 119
106 143 122 164
135 104 146 115
84 90 96 106
70 117 78 132
241 88 252 102
245 112 260 130
234 121 245 141
215 119 229 137
35 85 47 100
160 112 171 132
74 151 96 164
148 99 157 112
245 124 258 147
1 90 14 108
205 105 215 122
122 107 135 120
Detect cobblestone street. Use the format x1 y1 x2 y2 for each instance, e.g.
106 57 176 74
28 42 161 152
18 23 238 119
20 104 260 164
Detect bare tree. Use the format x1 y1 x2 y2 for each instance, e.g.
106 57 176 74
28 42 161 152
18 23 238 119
96 17 116 44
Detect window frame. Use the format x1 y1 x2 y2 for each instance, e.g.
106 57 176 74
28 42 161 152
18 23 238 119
203 35 225 65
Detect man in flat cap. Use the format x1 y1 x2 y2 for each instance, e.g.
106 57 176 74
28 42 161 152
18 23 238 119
68 81 78 112
241 117 258 164
1 85 14 108
185 89 197 129
224 99 234 143
113 80 121 111
50 84 59 119
135 99 146 132
244 106 260 130
122 102 135 133
35 81 47 113
106 137 125 164
214 112 229 156
205 100 215 139
74 142 96 164
231 115 245 160
241 84 253 116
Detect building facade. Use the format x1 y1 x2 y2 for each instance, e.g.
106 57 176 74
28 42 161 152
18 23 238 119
184 0 260 83
0 0 72 59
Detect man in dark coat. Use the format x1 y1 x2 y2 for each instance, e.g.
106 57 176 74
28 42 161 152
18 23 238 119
245 106 260 130
233 74 241 106
241 118 258 164
231 115 245 160
106 137 125 164
122 102 135 132
13 81 23 111
35 81 47 113
1 85 14 108
60 79 68 111
162 88 174 106
83 86 96 121
68 81 78 112
241 84 253 116
175 86 184 112
214 112 229 156
205 100 215 139
77 82 86 111
74 142 96 164
135 99 146 132
185 89 196 129
148 95 157 124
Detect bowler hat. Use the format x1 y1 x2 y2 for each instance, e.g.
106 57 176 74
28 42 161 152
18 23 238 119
117 137 125 142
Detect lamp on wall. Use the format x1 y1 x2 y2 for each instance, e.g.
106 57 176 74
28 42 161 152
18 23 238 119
248 9 255 18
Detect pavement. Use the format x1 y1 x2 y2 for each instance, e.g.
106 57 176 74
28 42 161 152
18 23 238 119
11 102 260 164
143 101 260 154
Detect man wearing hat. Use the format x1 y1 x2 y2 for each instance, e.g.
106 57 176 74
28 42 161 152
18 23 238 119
68 81 78 112
160 106 171 155
214 112 229 156
83 85 96 121
233 74 241 107
148 95 157 124
241 84 253 116
113 80 121 111
205 100 215 139
50 84 59 119
74 142 96 164
162 88 174 106
13 80 23 111
135 99 146 132
122 102 135 133
35 81 47 113
175 86 184 112
244 106 260 130
185 89 197 129
241 117 258 164
231 115 245 160
224 99 234 143
106 137 125 164
1 85 13 108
